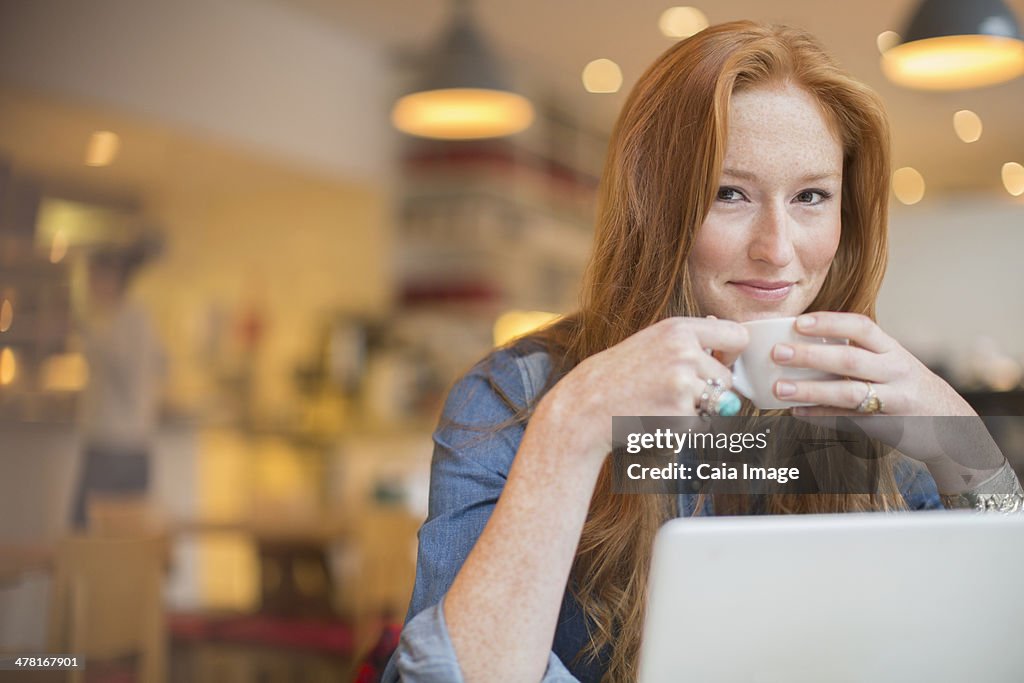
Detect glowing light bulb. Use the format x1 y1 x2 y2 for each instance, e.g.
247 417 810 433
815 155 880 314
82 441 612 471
582 59 623 93
953 110 983 143
659 7 709 39
1002 162 1024 197
893 167 926 205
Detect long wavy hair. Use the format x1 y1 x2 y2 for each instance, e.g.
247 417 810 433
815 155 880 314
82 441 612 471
487 21 901 682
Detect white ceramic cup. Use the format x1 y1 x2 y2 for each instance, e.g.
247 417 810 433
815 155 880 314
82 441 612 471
731 316 848 410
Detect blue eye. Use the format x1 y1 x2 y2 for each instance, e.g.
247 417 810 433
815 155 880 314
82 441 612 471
716 187 746 202
794 189 833 205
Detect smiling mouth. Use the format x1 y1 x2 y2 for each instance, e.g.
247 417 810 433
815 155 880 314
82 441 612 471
728 280 795 301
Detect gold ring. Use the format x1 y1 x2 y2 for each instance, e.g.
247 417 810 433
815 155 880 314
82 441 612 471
855 381 883 414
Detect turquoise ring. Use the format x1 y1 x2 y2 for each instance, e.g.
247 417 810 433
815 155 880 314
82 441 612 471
717 390 742 417
699 379 741 418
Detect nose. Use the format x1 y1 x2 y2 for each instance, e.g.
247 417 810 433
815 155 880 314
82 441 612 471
747 203 795 267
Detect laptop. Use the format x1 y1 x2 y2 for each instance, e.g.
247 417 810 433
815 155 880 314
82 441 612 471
638 512 1024 683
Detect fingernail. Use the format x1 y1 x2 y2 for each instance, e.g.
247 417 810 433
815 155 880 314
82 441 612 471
796 315 815 329
776 381 796 397
773 344 794 361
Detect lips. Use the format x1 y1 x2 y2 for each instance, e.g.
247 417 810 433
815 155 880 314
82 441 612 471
728 280 795 301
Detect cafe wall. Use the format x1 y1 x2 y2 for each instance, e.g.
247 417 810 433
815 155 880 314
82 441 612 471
136 170 392 421
881 195 1024 375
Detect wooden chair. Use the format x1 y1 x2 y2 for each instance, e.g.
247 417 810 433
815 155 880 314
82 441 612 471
47 534 167 683
356 509 420 619
86 494 162 537
346 508 421 658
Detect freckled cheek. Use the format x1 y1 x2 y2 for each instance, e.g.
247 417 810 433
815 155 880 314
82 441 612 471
796 219 842 275
689 218 745 276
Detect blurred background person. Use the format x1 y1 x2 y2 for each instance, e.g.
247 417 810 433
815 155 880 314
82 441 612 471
70 236 167 529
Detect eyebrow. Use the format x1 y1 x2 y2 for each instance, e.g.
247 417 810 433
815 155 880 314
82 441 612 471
722 168 840 183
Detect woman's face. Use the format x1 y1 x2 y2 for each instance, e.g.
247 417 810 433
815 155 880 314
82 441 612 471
688 83 843 322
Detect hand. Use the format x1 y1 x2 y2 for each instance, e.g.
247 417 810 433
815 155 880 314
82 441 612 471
767 312 1003 490
538 317 749 463
769 312 975 418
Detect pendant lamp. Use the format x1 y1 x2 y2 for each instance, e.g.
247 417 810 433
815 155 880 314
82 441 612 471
882 0 1024 90
391 0 534 139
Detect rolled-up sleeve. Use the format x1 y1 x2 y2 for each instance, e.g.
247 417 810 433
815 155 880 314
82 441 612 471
382 351 581 682
386 597 580 682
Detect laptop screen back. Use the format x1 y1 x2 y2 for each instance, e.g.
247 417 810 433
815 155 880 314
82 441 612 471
638 512 1024 683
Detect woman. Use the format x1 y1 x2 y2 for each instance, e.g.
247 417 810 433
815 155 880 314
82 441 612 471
382 21 1023 683
71 241 166 529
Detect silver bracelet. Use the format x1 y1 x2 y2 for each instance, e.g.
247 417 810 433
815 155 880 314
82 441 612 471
940 461 1024 513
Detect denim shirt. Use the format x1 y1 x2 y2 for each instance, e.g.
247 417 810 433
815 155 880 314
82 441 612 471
382 345 943 683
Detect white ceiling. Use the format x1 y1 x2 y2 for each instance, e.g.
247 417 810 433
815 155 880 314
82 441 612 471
279 0 1024 193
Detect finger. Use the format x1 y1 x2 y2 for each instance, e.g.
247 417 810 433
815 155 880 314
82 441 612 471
693 352 734 388
688 317 749 355
774 378 894 412
688 376 714 412
717 349 742 368
703 315 737 367
670 356 734 406
793 312 895 354
667 358 732 401
670 374 718 415
771 342 888 382
690 376 740 415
